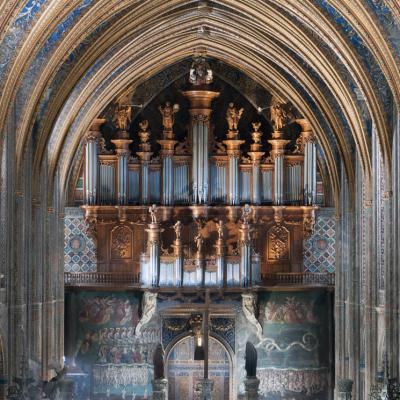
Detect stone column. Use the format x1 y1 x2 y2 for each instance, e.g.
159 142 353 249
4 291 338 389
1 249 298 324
146 222 163 287
248 125 265 205
182 90 219 204
158 140 177 205
268 131 289 206
297 119 316 205
111 135 132 205
243 377 260 400
85 118 105 205
152 378 168 400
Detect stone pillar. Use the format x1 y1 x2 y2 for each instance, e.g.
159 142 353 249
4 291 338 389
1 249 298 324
248 124 265 205
85 118 105 205
297 119 316 205
111 136 132 205
182 90 219 204
268 131 289 206
243 377 260 400
158 140 177 205
152 378 168 400
146 222 163 287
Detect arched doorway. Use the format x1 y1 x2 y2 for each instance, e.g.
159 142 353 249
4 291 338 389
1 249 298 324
167 336 231 400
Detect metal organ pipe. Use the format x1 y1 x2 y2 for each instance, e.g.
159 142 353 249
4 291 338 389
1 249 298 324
85 136 98 205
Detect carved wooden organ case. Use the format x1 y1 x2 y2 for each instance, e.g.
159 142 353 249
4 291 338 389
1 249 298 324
80 77 318 288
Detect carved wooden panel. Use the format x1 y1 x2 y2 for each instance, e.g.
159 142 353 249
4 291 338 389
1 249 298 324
111 225 133 260
267 225 289 261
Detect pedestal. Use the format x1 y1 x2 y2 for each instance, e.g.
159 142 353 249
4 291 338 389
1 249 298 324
152 378 168 400
195 378 214 400
243 377 260 400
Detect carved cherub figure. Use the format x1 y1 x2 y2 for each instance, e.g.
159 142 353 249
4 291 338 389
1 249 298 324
138 120 150 144
159 102 179 132
226 102 244 131
252 121 261 132
174 221 182 241
242 203 252 224
216 220 224 240
194 231 203 255
148 204 157 224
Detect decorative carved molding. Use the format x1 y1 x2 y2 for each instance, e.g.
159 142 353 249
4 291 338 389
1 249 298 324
111 225 133 260
268 225 290 261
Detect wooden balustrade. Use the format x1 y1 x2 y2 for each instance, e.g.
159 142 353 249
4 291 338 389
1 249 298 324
64 272 141 287
64 271 334 288
261 272 335 286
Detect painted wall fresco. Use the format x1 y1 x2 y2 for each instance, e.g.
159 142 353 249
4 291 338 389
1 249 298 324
303 209 335 273
64 207 97 273
257 290 332 399
167 336 230 400
65 291 160 399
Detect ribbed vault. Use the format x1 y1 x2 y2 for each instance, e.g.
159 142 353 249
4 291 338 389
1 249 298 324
0 0 399 208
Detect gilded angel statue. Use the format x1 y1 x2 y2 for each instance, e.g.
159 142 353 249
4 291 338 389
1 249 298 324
114 105 132 132
226 102 244 131
159 102 179 131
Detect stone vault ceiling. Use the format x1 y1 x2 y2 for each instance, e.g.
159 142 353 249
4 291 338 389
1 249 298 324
0 0 399 206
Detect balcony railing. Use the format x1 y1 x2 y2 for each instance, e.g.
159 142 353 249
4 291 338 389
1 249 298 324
261 272 335 286
64 272 141 287
65 271 335 288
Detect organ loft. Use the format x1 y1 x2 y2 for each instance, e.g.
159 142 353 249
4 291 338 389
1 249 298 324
60 58 334 400
78 59 319 289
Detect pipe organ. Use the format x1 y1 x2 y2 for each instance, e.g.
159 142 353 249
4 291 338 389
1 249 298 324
82 65 319 288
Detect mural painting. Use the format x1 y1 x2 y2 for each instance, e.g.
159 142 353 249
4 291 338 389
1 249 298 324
65 291 160 399
256 291 332 399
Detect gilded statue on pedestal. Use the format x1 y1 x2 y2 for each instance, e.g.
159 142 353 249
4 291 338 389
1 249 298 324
114 105 132 132
174 221 182 241
270 98 294 132
216 220 224 240
149 204 158 224
159 102 179 133
226 102 244 131
138 120 150 144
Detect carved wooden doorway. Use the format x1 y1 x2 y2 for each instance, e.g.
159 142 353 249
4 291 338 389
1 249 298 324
167 336 230 400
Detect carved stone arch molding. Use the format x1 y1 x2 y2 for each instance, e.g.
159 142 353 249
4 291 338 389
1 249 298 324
267 224 290 261
110 224 133 260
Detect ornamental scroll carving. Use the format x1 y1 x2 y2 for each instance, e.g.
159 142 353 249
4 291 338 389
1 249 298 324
111 225 133 260
267 225 290 261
